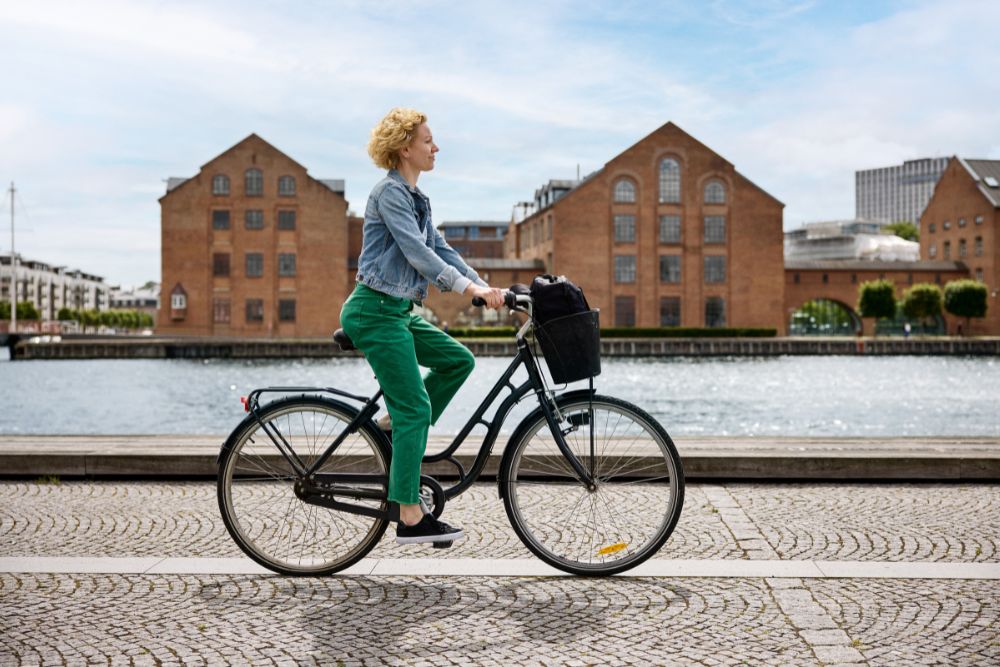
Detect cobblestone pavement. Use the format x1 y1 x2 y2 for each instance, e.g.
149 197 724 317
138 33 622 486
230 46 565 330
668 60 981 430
2 481 999 666
1 573 996 666
1 481 996 562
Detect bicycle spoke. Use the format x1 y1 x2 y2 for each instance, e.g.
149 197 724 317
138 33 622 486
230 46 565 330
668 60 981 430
504 396 684 575
220 400 390 575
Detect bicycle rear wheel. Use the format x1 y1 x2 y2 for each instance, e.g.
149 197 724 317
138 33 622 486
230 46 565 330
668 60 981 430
501 394 684 576
218 396 390 576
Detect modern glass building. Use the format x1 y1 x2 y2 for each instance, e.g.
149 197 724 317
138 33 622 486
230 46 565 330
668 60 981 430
855 157 949 227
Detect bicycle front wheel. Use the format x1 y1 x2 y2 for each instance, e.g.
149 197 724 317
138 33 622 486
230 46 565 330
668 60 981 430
501 394 684 576
218 396 390 576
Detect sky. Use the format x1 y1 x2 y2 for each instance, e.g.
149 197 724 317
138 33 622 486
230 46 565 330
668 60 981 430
1 0 998 288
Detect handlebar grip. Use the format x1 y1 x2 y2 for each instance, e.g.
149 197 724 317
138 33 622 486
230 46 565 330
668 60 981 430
471 297 486 307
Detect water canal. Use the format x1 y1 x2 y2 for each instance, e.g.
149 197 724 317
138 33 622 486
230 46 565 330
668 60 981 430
2 355 997 437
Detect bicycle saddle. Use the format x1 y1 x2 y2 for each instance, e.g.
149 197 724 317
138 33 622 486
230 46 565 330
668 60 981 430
332 329 357 351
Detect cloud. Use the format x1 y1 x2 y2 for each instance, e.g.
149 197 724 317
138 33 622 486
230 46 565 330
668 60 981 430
0 0 997 284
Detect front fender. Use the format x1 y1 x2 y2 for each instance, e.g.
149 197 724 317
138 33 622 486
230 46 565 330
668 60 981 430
496 388 596 499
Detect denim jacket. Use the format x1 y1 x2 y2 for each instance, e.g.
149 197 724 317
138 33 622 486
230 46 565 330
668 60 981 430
355 169 486 302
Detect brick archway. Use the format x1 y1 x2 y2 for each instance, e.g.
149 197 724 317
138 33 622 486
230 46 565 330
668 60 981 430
788 297 862 336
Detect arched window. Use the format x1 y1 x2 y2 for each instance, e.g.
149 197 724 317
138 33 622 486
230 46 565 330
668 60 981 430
212 174 230 196
704 180 725 204
278 175 296 196
659 158 680 203
245 168 263 196
613 178 636 203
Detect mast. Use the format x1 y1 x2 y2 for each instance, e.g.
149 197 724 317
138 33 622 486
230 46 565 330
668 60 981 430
8 182 14 334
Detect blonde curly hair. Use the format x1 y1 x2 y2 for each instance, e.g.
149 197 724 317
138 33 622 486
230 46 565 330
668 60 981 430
367 107 428 170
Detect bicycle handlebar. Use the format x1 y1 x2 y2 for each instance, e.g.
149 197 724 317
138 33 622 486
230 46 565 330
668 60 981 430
471 290 530 310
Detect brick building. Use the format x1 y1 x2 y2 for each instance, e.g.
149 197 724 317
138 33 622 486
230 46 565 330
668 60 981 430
158 134 350 337
437 221 507 258
507 122 785 329
785 260 968 335
920 158 1000 335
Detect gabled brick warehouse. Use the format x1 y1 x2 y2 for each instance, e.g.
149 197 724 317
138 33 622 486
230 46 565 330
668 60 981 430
158 134 350 337
507 122 786 330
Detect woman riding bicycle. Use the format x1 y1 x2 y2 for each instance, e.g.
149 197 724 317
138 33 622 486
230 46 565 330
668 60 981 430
339 107 505 544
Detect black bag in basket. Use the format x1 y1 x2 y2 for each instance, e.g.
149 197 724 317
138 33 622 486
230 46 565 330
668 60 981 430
529 274 590 324
529 275 601 383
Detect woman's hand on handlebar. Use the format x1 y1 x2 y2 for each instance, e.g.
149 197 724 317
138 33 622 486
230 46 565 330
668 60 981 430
466 283 505 309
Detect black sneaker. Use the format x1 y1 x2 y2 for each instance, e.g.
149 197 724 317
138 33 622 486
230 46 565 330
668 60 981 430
395 514 464 545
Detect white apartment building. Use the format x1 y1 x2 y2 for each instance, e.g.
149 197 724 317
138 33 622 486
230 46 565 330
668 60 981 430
855 157 949 227
1 253 110 320
784 219 920 262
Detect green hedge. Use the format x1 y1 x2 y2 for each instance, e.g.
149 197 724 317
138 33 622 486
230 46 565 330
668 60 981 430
599 327 776 338
448 326 776 339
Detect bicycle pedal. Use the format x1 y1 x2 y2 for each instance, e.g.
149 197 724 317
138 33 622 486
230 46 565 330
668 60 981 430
432 540 454 549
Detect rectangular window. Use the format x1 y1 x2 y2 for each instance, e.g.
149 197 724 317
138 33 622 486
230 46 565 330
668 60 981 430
614 296 636 327
445 226 464 239
171 293 186 309
278 299 296 322
958 217 967 228
213 298 230 323
468 226 480 240
705 297 726 328
614 255 636 283
975 215 983 225
277 210 297 230
212 210 230 230
851 273 857 284
212 253 230 277
659 255 681 283
943 241 951 260
246 253 263 277
793 273 800 284
245 210 264 230
959 239 967 258
659 215 681 243
822 273 829 284
660 297 680 327
245 298 264 322
278 253 296 276
704 256 726 283
975 236 983 257
704 216 726 244
929 243 937 258
976 268 984 282
928 223 936 233
943 220 951 230
614 215 636 243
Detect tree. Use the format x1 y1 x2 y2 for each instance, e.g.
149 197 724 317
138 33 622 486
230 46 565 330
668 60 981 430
883 220 919 242
0 302 8 320
944 280 988 335
902 283 943 333
57 307 75 321
857 280 896 335
16 301 39 320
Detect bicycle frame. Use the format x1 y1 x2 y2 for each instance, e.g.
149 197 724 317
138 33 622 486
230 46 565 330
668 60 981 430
240 327 596 514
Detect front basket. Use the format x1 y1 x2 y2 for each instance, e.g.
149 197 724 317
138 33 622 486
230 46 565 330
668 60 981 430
535 310 602 384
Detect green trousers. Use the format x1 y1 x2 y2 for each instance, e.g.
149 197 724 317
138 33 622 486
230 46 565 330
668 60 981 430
339 284 475 504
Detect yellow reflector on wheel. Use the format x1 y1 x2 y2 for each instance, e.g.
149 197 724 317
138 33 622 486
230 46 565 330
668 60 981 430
597 542 627 556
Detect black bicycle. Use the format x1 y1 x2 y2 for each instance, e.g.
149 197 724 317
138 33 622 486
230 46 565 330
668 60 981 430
217 290 684 576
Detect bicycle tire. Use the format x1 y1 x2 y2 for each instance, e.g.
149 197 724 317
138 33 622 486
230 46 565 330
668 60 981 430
500 394 684 576
218 395 391 576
